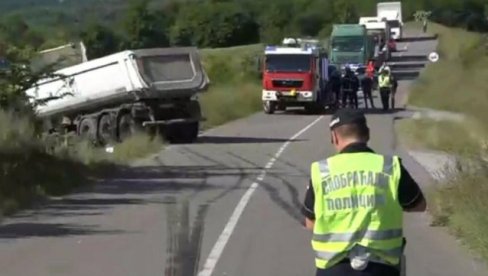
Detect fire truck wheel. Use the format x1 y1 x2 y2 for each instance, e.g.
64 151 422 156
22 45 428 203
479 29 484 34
263 101 276 114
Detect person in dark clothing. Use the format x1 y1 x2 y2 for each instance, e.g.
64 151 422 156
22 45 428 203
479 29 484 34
361 75 375 109
341 67 359 109
330 68 342 108
391 73 398 110
302 109 427 276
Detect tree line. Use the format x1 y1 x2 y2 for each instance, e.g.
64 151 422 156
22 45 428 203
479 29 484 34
0 0 487 59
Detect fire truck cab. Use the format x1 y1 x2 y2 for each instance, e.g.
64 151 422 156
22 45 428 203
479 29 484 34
260 39 333 114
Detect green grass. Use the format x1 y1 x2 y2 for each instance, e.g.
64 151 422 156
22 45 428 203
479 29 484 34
396 118 483 157
398 23 488 262
0 43 264 217
0 111 89 216
407 22 488 121
200 44 263 129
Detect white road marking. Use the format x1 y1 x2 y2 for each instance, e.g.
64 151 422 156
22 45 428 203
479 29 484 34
197 115 324 276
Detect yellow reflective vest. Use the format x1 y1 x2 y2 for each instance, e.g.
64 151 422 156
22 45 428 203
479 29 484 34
378 74 391 88
310 152 403 269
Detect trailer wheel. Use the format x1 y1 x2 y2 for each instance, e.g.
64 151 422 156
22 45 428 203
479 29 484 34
263 101 276 114
78 117 97 142
97 113 116 145
117 112 139 142
165 122 199 144
180 122 199 143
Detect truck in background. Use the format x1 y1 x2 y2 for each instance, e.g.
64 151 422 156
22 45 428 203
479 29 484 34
377 1 403 40
260 39 334 114
359 17 381 26
360 19 392 63
26 47 210 144
328 24 374 74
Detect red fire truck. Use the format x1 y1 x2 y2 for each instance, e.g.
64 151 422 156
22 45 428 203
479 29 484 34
260 40 335 114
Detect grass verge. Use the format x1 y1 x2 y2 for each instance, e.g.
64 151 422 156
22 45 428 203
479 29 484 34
397 23 488 262
0 43 264 216
200 44 263 129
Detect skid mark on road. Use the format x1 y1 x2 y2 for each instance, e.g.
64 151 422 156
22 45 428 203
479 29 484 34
164 197 209 276
197 115 324 276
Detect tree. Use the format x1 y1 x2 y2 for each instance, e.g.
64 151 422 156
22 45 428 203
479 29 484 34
332 0 358 24
257 1 295 43
170 2 259 48
120 0 169 49
0 14 45 49
0 44 67 113
81 23 121 59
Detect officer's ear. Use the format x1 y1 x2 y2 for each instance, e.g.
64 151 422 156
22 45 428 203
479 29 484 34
330 129 338 145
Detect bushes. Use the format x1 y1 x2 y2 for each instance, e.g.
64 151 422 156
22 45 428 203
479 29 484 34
0 111 87 215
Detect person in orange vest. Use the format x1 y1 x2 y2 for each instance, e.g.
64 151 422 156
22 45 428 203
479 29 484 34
366 59 375 79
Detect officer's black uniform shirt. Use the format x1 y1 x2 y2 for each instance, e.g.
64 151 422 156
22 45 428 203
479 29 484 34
301 142 424 220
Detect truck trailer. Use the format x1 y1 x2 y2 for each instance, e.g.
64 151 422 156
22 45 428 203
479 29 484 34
25 47 210 144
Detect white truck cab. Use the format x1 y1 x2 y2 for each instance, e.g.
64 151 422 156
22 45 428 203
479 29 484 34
377 2 403 40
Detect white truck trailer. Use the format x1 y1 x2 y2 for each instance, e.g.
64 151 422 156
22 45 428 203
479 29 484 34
25 47 210 144
377 1 403 40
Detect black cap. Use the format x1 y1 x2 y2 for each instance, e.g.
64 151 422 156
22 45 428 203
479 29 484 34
329 108 367 129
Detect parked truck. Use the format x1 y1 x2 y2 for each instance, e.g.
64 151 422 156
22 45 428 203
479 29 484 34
25 47 210 144
260 39 333 114
377 1 403 40
328 24 374 73
360 19 392 62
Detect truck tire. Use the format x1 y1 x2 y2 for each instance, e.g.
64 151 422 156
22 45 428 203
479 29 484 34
78 117 97 142
263 101 276 114
180 122 199 143
97 113 116 145
117 112 141 142
165 122 199 144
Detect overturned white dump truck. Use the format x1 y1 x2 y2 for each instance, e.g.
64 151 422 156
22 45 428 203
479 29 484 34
25 47 210 144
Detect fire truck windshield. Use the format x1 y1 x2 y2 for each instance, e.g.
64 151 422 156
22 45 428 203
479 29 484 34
265 54 311 72
331 36 364 52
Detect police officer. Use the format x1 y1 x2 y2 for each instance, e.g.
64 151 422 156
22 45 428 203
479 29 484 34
301 109 426 276
341 67 359 109
378 68 392 111
329 66 342 108
360 74 375 109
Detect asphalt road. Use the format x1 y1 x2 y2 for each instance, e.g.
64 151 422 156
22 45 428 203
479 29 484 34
0 29 487 276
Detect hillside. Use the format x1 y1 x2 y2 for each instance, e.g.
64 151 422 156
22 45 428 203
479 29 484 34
0 0 130 27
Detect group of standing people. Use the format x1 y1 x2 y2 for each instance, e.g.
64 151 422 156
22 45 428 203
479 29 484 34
328 59 398 111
